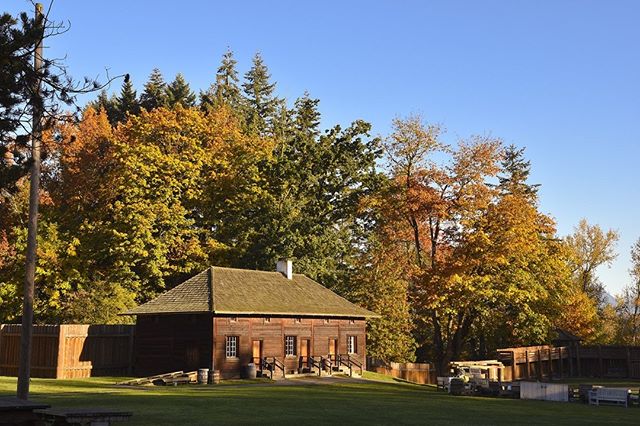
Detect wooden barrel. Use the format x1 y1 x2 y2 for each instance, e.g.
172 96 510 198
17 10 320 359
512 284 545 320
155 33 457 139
245 363 257 380
197 368 209 384
211 370 221 384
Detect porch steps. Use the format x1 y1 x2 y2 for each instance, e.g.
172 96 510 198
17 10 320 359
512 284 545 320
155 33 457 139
258 368 360 380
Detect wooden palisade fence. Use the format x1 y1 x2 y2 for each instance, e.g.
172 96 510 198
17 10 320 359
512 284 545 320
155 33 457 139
0 324 134 379
368 360 437 385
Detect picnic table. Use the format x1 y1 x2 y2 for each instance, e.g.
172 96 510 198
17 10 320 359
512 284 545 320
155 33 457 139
35 408 132 425
0 396 50 425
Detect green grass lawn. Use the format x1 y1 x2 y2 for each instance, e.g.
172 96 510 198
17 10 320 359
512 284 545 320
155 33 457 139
1 375 638 425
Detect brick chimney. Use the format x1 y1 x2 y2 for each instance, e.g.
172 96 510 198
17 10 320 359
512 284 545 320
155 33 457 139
276 259 293 280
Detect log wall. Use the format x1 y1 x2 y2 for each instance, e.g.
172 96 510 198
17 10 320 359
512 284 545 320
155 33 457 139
212 316 366 379
134 314 212 377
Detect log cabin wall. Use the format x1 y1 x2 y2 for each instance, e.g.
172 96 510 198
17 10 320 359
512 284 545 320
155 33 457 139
134 314 212 377
213 316 366 378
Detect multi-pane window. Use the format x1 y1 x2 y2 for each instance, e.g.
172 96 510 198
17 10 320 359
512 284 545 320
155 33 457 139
226 336 238 358
285 336 297 356
347 335 357 354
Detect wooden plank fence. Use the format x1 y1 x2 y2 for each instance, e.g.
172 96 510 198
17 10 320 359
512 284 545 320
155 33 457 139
572 345 640 378
0 324 134 379
369 360 436 385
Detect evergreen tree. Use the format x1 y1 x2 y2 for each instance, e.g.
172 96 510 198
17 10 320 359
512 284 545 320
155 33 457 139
242 52 278 135
271 99 293 143
114 78 140 123
497 144 540 200
201 50 243 111
293 92 321 138
89 90 118 125
166 73 196 108
140 68 168 111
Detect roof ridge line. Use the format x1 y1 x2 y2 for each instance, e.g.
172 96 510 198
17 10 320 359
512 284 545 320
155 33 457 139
212 265 304 276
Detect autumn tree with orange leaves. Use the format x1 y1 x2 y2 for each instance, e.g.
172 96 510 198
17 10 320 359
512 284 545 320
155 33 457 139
369 116 598 372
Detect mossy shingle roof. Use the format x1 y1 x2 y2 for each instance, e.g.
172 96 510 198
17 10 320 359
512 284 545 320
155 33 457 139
124 266 378 318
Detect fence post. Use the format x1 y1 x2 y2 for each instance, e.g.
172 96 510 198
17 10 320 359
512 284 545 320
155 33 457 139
537 349 542 380
525 350 530 379
127 326 135 376
0 325 3 376
598 345 603 377
55 325 65 379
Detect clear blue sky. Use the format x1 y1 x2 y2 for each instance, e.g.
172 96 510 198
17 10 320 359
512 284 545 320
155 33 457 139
7 0 640 294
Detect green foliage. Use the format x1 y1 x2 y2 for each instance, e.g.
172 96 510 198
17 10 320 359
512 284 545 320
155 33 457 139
140 68 168 111
89 90 118 124
0 46 610 370
497 144 540 200
166 73 196 108
114 79 140 123
242 52 279 135
351 240 416 363
201 50 243 111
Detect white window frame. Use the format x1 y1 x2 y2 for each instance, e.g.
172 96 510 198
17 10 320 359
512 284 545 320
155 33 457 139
226 335 238 358
285 335 297 357
347 335 357 354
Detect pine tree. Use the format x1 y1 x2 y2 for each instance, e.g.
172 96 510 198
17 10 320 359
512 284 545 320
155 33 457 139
201 50 243 111
293 92 321 138
242 53 278 135
140 68 168 111
90 90 118 125
497 144 540 200
114 79 140 123
166 73 196 108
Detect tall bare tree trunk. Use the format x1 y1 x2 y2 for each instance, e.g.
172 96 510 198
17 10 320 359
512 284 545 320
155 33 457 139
17 3 43 401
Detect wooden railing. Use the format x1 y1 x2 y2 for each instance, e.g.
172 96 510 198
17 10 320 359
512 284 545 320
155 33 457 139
308 356 322 376
321 356 333 373
337 354 363 377
261 357 285 379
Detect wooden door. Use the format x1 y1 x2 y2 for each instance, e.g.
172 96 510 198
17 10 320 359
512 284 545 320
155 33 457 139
328 338 338 360
300 339 310 367
252 340 262 365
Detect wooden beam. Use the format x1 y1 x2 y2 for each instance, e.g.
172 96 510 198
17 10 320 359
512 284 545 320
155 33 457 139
537 349 542 380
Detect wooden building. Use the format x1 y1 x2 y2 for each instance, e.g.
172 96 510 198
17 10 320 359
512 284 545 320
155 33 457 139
125 261 377 378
